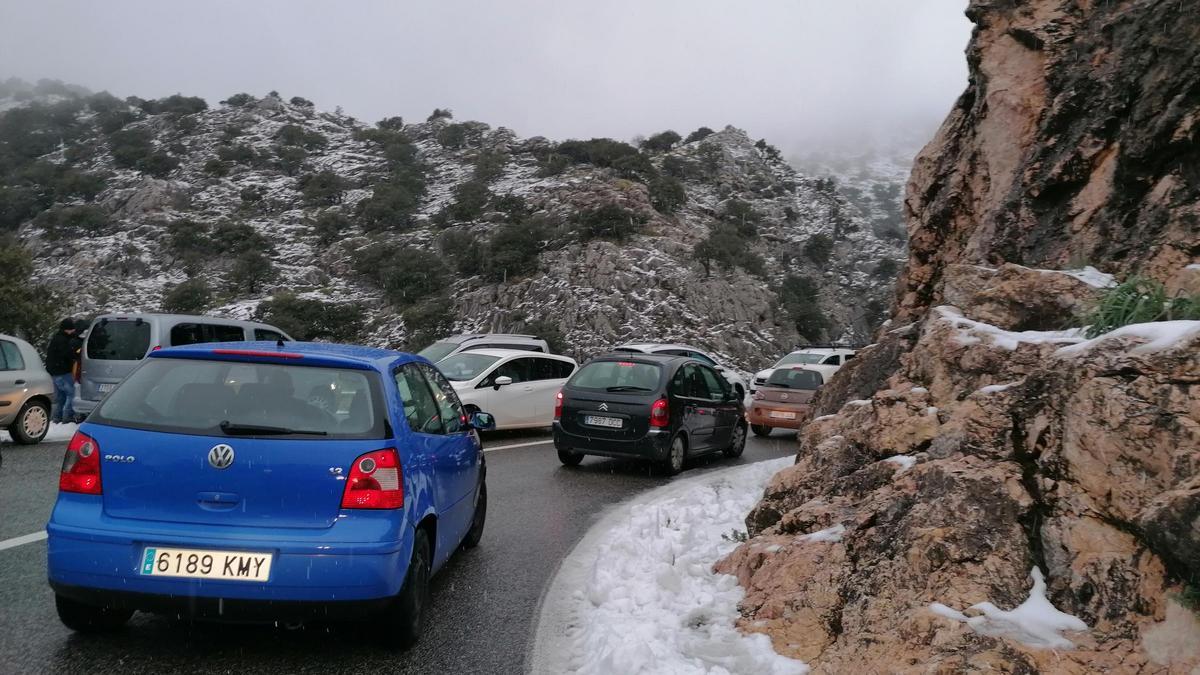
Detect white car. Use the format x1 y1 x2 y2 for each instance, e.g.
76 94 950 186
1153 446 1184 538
752 347 857 391
611 343 748 400
436 349 577 430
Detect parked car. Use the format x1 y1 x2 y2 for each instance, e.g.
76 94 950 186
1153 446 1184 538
437 349 577 430
0 334 55 445
610 343 749 400
751 346 857 391
46 342 494 648
552 353 747 475
418 333 551 363
74 314 292 419
748 367 823 436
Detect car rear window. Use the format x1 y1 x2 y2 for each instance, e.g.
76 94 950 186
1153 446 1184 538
570 360 661 392
767 368 823 389
86 320 152 360
775 352 823 366
438 353 500 381
91 358 386 439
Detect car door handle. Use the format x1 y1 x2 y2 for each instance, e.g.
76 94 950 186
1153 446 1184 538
13 379 25 385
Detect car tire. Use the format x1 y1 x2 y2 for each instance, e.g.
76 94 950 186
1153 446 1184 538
55 594 132 633
557 447 583 466
659 434 686 476
10 399 50 445
724 423 747 458
382 528 432 650
461 481 486 549
750 424 772 437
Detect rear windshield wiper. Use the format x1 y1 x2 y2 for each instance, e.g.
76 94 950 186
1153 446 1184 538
219 421 328 436
606 385 653 392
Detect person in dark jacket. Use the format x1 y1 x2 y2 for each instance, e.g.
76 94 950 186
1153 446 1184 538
45 318 78 424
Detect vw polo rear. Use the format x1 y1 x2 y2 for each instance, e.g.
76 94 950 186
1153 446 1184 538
47 345 417 625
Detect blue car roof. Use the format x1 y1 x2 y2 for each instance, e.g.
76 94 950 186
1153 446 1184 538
147 341 418 371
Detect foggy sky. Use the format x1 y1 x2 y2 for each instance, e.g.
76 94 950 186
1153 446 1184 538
0 1 971 153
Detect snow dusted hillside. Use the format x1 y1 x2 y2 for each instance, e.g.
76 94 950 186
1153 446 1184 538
7 89 905 368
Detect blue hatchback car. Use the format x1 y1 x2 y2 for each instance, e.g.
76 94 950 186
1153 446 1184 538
46 342 494 648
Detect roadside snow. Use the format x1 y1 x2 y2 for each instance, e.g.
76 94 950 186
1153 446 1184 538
1057 320 1200 356
936 306 1086 351
799 524 846 543
929 568 1088 650
883 455 917 474
0 422 77 444
531 457 807 675
977 382 1018 394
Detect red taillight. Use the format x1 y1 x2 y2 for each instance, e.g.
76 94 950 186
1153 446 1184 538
650 398 669 428
341 449 404 509
554 390 563 420
60 431 102 494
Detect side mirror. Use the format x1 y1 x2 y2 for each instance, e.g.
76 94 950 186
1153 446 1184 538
469 411 496 431
493 375 513 390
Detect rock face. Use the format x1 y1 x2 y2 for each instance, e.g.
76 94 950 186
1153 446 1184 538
898 0 1200 321
718 266 1200 672
722 0 1200 671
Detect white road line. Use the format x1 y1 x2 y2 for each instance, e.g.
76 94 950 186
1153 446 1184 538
483 439 554 453
0 531 47 552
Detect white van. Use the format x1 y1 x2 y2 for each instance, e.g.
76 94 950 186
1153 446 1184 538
74 313 292 418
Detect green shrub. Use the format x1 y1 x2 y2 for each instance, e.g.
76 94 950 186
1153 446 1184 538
696 142 723 175
436 123 468 149
377 116 404 130
276 124 328 150
493 193 529 220
684 127 715 144
1084 277 1200 338
256 291 366 342
35 204 108 237
611 153 656 181
575 204 646 242
556 138 641 168
211 220 271 255
755 138 781 160
310 211 352 246
648 175 687 214
427 108 454 122
165 219 214 270
141 94 208 116
784 206 798 222
402 295 455 352
203 158 230 177
108 127 155 169
161 278 212 314
439 228 485 276
485 219 553 281
873 258 899 279
274 145 307 176
226 250 276 295
0 235 60 341
521 318 566 354
693 225 764 276
535 153 571 177
779 275 829 341
641 130 681 152
217 143 257 165
240 185 267 204
289 96 314 107
473 149 508 182
297 170 347 206
357 180 423 231
660 155 697 180
803 234 834 264
442 180 492 222
720 199 762 238
355 247 452 307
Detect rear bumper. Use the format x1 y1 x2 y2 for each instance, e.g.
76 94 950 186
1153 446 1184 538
747 403 809 429
71 395 98 415
552 423 672 460
46 511 413 612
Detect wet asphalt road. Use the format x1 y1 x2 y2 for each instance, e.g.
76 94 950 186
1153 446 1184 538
0 429 797 675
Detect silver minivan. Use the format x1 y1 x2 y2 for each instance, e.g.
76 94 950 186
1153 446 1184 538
0 333 55 445
73 313 292 417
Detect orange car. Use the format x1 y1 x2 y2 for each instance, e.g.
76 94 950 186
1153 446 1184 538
747 367 823 436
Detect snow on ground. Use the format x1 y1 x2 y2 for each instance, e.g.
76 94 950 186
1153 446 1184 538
531 457 807 675
883 455 917 474
1056 320 1200 356
929 568 1089 650
0 422 77 444
1040 266 1117 289
936 306 1087 351
977 381 1019 394
798 524 846 543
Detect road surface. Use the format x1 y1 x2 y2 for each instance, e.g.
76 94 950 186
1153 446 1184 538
0 428 797 674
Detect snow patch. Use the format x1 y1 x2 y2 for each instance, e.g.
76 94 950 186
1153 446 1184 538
531 457 807 675
883 455 917 474
1047 266 1117 289
929 568 1088 650
799 524 846 543
812 414 837 422
1056 320 1200 357
845 399 872 407
0 422 77 445
910 386 928 394
936 306 1086 351
978 381 1018 394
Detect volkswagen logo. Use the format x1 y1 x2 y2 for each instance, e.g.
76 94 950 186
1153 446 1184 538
208 444 235 470
598 403 609 411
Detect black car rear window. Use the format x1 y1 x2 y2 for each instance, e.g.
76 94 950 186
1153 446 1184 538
87 320 152 360
91 358 387 439
570 360 661 392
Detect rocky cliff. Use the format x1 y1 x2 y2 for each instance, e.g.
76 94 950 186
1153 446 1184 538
1 83 904 367
720 1 1200 672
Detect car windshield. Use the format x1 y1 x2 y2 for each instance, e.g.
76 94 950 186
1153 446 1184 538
570 360 661 391
437 353 501 381
417 341 459 363
87 320 152 360
775 352 824 366
92 358 386 439
766 368 823 390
